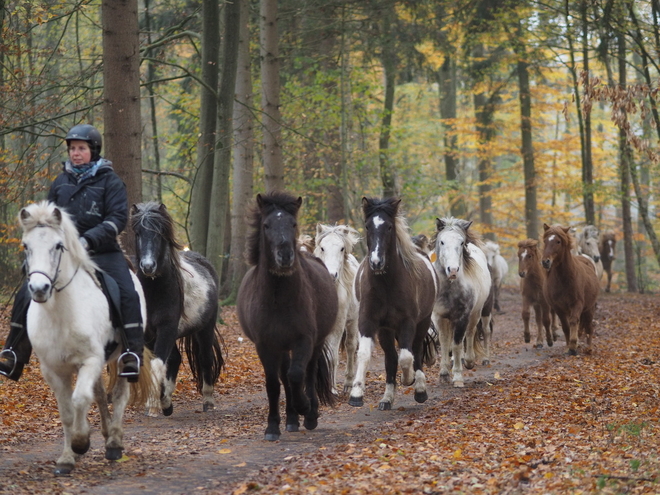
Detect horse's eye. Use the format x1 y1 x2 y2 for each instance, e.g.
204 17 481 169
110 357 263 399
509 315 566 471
56 242 64 250
321 247 325 252
341 247 345 252
440 241 444 246
264 223 270 230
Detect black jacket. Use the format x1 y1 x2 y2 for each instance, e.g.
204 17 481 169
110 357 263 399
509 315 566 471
47 160 128 254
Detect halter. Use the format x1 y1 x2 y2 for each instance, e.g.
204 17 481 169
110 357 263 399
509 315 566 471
25 225 80 295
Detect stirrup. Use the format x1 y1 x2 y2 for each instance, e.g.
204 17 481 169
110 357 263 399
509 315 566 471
0 349 18 378
117 351 141 378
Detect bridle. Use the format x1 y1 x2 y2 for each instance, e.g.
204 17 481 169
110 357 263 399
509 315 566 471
24 225 80 295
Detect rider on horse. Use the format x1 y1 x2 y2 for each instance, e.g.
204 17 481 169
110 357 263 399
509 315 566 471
0 124 144 381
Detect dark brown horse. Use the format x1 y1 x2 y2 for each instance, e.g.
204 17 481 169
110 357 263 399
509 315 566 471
542 224 600 355
236 192 338 441
599 231 616 292
518 239 554 348
348 197 437 410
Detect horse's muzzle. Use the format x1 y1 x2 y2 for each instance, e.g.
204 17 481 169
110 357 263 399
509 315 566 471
519 271 526 278
139 259 158 278
28 286 51 303
542 259 551 270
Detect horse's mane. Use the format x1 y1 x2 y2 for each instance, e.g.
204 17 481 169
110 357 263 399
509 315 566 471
518 238 540 259
130 202 184 274
362 197 422 278
20 201 98 280
245 192 301 267
543 224 578 256
435 217 482 276
315 223 360 289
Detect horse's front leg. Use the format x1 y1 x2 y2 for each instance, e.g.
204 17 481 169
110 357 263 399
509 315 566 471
348 319 378 407
397 320 416 387
463 312 481 370
150 322 180 416
343 314 359 393
41 365 76 475
105 375 131 460
324 315 344 396
71 358 104 456
160 344 182 416
411 320 429 404
303 350 320 430
522 297 532 343
436 315 453 383
279 353 299 433
258 348 283 441
480 314 492 365
451 317 470 388
532 303 544 348
289 337 313 416
377 329 398 411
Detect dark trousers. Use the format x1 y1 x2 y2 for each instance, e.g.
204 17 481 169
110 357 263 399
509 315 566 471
2 250 143 365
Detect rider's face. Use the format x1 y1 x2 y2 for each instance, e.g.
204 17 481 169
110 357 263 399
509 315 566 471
68 140 92 166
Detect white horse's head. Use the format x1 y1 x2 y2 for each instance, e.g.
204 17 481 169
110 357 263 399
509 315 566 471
434 217 473 280
19 202 95 303
315 224 360 281
482 240 500 267
579 234 600 262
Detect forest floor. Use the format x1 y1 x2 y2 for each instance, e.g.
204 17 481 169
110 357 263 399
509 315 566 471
0 287 659 494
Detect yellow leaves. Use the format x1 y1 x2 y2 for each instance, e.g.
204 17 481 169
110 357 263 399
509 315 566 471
415 41 445 71
513 422 525 430
217 448 232 454
453 449 463 460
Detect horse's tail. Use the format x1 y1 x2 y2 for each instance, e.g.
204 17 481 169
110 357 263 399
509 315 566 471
316 345 337 407
181 326 225 394
107 348 160 407
423 320 440 367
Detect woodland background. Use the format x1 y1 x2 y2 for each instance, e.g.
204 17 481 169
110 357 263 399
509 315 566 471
1 0 660 298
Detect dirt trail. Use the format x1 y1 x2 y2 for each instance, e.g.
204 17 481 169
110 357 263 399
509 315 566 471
0 288 579 494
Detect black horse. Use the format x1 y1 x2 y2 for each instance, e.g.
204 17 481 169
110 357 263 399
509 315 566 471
348 197 438 410
236 192 338 441
130 202 223 416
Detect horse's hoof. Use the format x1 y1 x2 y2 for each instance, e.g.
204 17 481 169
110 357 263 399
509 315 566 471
71 438 90 455
162 404 174 416
303 417 318 430
439 373 450 384
453 381 465 388
524 335 531 343
54 464 74 476
547 340 554 347
482 359 490 366
567 349 578 356
105 447 123 461
378 401 392 411
464 361 475 370
348 396 363 407
203 402 214 412
286 423 299 432
414 391 428 403
264 433 280 441
534 343 543 349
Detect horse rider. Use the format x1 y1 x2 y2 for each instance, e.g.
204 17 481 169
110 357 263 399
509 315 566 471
0 124 144 382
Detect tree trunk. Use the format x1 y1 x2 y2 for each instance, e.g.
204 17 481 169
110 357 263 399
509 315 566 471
207 0 240 281
580 0 595 225
144 0 162 203
102 0 142 256
260 0 284 192
189 0 220 254
517 56 538 240
225 0 255 303
379 7 396 199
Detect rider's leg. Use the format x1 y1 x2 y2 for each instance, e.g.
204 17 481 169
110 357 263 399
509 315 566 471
0 283 32 381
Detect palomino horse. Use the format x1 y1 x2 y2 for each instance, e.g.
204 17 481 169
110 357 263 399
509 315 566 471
432 218 492 387
18 202 155 474
482 240 509 312
130 202 224 416
517 239 554 348
237 192 338 441
599 231 616 292
314 223 360 394
577 225 603 280
542 224 600 355
349 197 437 410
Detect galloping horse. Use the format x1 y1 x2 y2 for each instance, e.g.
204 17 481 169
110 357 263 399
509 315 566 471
348 197 437 410
18 202 154 474
131 202 223 416
599 231 616 292
577 225 603 280
542 224 600 355
482 240 509 312
517 239 554 348
432 218 492 387
237 192 338 441
314 223 360 394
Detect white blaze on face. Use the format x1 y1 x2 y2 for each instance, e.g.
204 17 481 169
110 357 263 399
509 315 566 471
369 215 385 265
520 250 528 261
548 234 556 242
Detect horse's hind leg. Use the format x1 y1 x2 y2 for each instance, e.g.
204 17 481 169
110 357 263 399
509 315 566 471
288 340 312 417
533 303 544 348
193 325 223 412
105 377 130 460
436 315 453 383
412 323 428 404
343 316 359 393
302 353 320 430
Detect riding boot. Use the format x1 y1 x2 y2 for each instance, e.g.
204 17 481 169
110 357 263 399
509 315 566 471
118 323 144 383
0 284 32 381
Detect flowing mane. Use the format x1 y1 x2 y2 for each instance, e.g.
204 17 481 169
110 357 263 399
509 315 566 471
20 201 98 280
245 192 301 267
315 224 360 290
435 216 482 279
130 201 184 272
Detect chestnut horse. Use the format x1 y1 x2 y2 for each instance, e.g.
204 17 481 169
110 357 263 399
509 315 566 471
517 239 554 348
542 224 600 355
599 231 616 292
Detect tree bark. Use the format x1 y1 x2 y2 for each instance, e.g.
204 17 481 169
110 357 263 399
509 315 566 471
517 55 538 240
379 7 396 199
260 0 284 192
102 0 142 256
144 0 162 203
208 0 240 280
189 0 220 254
580 0 595 225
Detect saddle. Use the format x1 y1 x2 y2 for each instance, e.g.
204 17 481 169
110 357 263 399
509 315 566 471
95 270 123 359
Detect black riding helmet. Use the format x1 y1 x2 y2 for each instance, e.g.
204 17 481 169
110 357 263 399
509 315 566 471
66 124 102 162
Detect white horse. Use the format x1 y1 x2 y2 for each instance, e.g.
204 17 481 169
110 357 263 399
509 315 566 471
314 224 360 394
432 218 492 387
482 240 509 312
577 226 604 280
18 201 154 475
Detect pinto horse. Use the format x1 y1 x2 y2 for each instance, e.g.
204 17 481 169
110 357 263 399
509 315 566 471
432 218 492 387
314 223 360 394
131 202 224 416
237 192 338 441
482 240 508 312
577 225 603 280
542 224 600 355
599 231 616 292
517 239 554 348
18 202 155 474
348 197 438 410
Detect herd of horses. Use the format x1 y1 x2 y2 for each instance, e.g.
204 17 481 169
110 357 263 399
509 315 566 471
13 193 617 473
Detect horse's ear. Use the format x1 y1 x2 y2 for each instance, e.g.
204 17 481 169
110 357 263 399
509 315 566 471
19 208 31 222
435 218 444 232
316 223 323 235
256 193 263 208
392 198 401 211
543 223 550 231
296 196 303 209
52 207 62 225
362 197 369 207
459 220 473 232
159 203 168 213
131 204 139 214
